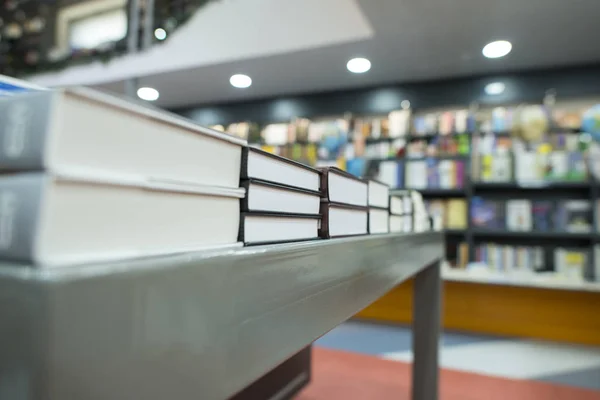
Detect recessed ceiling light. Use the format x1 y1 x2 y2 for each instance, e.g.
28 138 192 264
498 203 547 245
230 74 252 88
401 100 411 109
347 57 371 73
154 28 167 41
482 40 512 58
137 87 159 101
485 82 505 95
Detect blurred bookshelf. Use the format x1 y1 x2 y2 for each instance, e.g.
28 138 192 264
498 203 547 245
209 98 600 286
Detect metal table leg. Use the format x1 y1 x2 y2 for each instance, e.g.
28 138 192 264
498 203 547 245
411 260 441 400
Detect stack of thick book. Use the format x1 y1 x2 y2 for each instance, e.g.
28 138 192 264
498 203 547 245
318 167 368 238
389 190 413 233
238 147 322 244
0 88 247 267
367 180 390 234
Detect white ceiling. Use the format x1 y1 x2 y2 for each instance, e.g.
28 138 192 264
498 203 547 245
31 0 600 108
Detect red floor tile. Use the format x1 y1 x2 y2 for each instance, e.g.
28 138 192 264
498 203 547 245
297 347 600 400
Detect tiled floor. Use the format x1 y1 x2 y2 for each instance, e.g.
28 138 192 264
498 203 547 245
315 320 600 391
298 347 600 400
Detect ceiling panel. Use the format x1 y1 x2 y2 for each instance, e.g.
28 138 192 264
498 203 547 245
89 0 600 107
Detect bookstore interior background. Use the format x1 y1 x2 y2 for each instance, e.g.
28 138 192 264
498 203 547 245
3 0 600 399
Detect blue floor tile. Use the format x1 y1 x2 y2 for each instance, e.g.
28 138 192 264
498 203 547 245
316 320 498 355
536 366 600 391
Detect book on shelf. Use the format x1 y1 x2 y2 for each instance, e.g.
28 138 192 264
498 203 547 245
594 246 600 282
241 147 321 192
405 159 427 189
554 247 589 281
388 109 411 138
475 242 544 272
375 160 403 189
532 201 553 231
506 200 532 231
424 198 467 230
479 153 512 182
425 200 445 228
0 172 245 267
446 199 467 229
471 197 505 229
239 213 321 245
406 158 465 189
555 200 592 232
319 203 368 238
365 139 405 159
456 242 469 268
261 123 289 145
240 180 321 215
0 88 246 188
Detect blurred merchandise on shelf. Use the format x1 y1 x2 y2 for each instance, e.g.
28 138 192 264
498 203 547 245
506 200 532 231
471 198 593 233
474 243 544 273
405 158 465 189
555 200 593 232
424 199 467 230
375 161 404 189
581 104 600 139
554 248 590 281
532 201 554 231
471 197 505 229
595 246 600 282
451 242 470 268
471 243 590 282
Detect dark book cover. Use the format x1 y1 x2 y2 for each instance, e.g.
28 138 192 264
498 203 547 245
532 201 554 231
555 200 592 232
470 197 504 229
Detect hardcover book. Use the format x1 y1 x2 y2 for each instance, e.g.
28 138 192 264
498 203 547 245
0 172 245 267
368 179 390 208
239 213 321 245
319 202 368 238
242 147 321 192
368 208 389 234
319 167 368 207
0 88 246 188
241 180 321 215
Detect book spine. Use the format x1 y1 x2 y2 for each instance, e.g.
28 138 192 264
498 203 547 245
456 160 464 188
0 173 45 263
0 91 55 171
